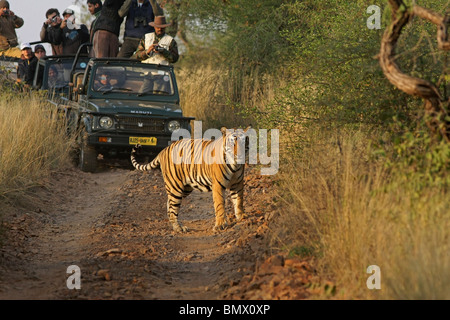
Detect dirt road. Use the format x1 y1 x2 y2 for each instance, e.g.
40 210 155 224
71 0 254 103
0 162 287 300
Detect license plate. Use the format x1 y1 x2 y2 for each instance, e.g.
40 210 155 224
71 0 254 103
129 137 157 146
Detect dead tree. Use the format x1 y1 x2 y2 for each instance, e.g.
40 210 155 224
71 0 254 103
379 0 450 142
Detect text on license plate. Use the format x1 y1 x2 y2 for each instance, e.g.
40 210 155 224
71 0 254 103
129 137 157 146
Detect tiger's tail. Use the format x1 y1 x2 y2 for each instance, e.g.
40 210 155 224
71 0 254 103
131 144 160 171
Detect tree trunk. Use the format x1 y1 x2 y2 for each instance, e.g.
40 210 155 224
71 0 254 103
379 0 450 142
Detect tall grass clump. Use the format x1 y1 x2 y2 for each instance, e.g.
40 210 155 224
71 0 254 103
0 90 73 198
271 126 450 299
176 63 280 129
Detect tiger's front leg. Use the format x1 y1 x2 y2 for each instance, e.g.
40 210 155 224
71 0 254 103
230 181 247 221
212 183 227 232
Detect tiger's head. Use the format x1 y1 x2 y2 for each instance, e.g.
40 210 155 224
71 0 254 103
221 126 252 165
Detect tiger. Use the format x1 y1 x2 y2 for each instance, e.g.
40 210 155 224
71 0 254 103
130 126 251 233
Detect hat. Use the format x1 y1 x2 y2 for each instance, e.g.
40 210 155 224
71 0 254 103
149 16 172 28
0 1 10 9
63 8 74 16
34 44 46 52
20 43 31 50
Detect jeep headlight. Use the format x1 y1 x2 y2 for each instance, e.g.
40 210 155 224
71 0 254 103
167 120 180 132
99 116 114 129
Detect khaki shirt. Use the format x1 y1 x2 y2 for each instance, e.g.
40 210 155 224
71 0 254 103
0 14 24 51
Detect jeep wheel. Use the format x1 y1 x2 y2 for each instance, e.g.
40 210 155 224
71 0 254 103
78 132 98 173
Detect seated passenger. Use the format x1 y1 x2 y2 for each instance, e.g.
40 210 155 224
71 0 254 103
94 72 114 91
48 65 65 88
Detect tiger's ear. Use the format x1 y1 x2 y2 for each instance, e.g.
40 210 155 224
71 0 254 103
220 127 227 136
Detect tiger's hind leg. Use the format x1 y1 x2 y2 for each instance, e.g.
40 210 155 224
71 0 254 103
167 194 188 233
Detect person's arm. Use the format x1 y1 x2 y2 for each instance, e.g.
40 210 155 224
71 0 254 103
40 24 48 42
162 39 179 63
80 25 90 44
149 0 164 16
16 61 26 81
25 59 37 85
135 37 149 61
118 0 133 18
12 15 24 28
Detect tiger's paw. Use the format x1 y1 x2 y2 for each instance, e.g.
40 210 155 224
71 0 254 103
235 213 248 221
173 224 189 233
212 221 228 233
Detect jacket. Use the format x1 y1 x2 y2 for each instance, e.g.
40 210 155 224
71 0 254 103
54 24 90 54
40 23 64 55
92 0 126 37
89 10 101 42
0 14 24 51
17 55 37 84
120 0 163 40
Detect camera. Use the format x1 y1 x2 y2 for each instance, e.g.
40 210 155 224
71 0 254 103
134 16 147 28
154 45 165 53
51 16 58 23
3 9 10 15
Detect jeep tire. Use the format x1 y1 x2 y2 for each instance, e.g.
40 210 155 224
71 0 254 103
78 131 98 173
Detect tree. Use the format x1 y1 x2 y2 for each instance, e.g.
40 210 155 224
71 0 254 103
379 0 450 142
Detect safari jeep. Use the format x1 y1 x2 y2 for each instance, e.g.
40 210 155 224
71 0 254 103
59 58 193 172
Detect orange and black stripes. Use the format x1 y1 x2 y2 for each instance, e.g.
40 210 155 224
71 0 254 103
130 127 249 232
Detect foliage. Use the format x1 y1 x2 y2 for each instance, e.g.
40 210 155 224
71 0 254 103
375 118 450 190
166 0 293 73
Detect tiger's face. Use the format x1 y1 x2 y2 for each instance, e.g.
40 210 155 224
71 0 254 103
222 126 251 165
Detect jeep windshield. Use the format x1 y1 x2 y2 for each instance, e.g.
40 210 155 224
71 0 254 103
92 65 175 96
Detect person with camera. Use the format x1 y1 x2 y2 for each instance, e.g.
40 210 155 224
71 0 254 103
117 0 163 58
0 0 24 59
54 8 90 55
135 15 179 65
40 8 63 56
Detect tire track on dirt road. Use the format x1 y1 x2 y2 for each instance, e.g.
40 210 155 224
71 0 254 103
0 167 132 299
0 164 274 299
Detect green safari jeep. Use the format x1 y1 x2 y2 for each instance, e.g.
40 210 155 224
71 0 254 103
58 58 193 172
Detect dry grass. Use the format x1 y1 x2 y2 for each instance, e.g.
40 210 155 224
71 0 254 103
271 127 450 299
0 91 73 198
175 64 278 129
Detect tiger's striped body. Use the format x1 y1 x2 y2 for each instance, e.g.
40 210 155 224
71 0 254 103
131 127 249 232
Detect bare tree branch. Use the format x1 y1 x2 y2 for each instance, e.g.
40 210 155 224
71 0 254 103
379 0 450 142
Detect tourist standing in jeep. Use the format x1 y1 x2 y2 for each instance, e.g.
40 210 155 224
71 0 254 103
87 0 102 43
0 0 24 59
135 15 178 65
91 0 126 58
54 8 90 55
117 0 163 58
40 8 64 56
